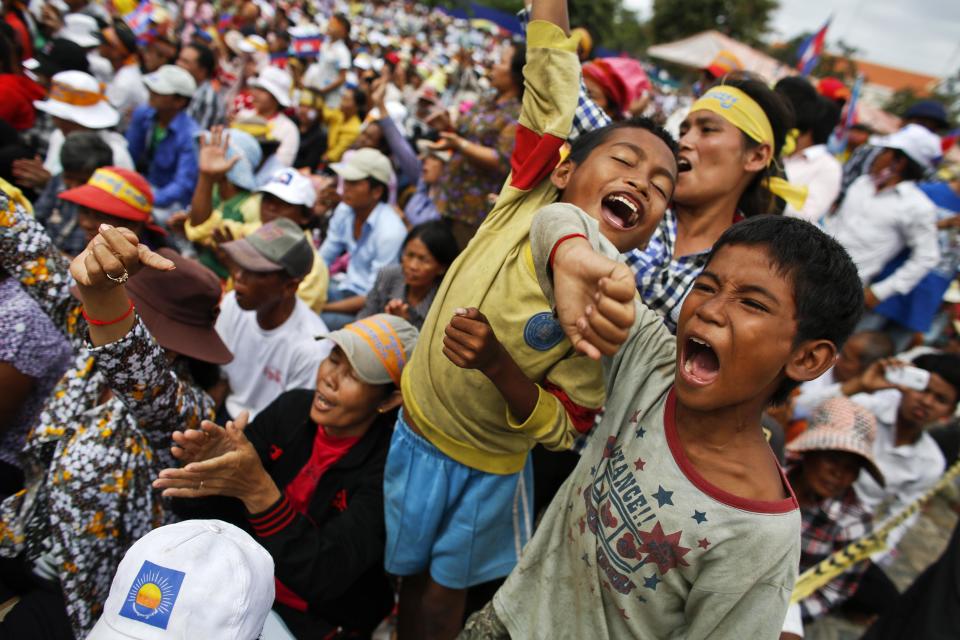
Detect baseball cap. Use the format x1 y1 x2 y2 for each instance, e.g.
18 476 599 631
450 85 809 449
322 314 419 386
221 218 314 279
29 38 90 78
34 70 119 129
86 520 274 640
143 64 197 98
786 397 885 487
248 65 292 107
59 167 165 235
331 148 394 185
258 168 317 207
817 77 851 102
874 123 943 171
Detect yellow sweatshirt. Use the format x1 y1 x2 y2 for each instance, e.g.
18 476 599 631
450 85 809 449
400 20 603 475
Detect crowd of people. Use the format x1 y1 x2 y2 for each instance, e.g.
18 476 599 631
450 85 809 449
1 0 959 638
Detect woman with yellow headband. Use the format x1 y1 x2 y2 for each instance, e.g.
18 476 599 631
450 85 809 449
155 314 419 638
627 74 800 331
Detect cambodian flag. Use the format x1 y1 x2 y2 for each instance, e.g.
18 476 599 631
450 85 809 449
125 0 153 35
796 18 831 76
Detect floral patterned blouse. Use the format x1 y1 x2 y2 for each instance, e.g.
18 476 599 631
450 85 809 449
0 193 215 637
434 94 520 229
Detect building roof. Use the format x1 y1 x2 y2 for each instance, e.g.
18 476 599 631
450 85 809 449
854 60 939 94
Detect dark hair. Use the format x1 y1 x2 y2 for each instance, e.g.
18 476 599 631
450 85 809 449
346 86 367 120
706 215 864 405
852 330 895 366
368 177 389 203
892 149 927 182
510 44 526 99
61 131 113 174
812 97 841 146
567 115 678 166
331 13 351 43
184 357 221 391
774 76 819 135
0 23 20 73
719 74 796 218
402 221 460 269
913 353 960 405
186 42 216 79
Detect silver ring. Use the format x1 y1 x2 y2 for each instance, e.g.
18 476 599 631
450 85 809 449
106 269 129 284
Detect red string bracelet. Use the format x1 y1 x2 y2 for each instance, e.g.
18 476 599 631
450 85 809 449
82 299 135 326
549 233 588 269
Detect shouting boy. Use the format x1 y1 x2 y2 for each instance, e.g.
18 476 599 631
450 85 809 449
384 0 678 636
461 213 864 638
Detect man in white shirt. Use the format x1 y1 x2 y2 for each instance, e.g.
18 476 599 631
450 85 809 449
216 218 332 420
99 18 148 130
303 14 352 109
825 124 942 311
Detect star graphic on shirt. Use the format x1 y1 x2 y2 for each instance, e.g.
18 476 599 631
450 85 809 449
643 574 661 591
635 426 647 438
638 521 692 575
634 457 646 471
698 538 711 550
691 510 708 524
652 485 674 507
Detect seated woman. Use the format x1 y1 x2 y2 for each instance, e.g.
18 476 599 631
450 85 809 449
155 314 419 639
0 185 230 638
359 221 460 330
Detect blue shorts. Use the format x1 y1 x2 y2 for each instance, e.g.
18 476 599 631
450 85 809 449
384 411 534 589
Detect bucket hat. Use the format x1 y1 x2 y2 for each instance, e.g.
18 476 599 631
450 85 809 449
34 70 119 129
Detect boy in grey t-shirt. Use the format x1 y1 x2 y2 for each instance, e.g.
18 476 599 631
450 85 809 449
456 211 864 638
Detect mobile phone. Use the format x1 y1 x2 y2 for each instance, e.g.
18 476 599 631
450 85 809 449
884 365 930 391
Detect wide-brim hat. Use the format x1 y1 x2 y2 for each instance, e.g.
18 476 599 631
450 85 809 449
248 67 292 107
786 397 885 486
59 166 166 236
34 70 119 129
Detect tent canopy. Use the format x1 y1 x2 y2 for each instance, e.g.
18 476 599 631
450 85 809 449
647 30 792 82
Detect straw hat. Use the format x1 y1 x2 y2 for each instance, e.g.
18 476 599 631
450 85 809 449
786 397 885 486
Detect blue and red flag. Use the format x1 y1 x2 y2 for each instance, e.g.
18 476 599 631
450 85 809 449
796 18 831 76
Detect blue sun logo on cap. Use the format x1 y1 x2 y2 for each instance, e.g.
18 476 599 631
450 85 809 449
118 560 186 630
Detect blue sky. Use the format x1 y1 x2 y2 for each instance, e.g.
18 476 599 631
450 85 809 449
623 0 960 77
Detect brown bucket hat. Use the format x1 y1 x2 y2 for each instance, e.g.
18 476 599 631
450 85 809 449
125 248 233 364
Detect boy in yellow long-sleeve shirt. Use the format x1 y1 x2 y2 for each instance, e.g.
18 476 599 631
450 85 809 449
383 0 679 635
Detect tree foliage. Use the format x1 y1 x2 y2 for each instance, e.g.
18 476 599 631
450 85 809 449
649 0 779 46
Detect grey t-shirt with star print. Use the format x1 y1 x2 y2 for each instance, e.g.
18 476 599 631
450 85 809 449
492 203 801 639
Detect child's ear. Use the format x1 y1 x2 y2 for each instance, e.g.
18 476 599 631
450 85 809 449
784 339 837 384
550 159 574 191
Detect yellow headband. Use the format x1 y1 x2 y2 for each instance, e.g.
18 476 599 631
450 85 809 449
690 86 808 211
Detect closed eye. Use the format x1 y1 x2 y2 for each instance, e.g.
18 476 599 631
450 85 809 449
742 298 769 313
612 156 635 166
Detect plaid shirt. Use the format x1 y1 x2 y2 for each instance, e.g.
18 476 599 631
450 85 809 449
792 469 874 622
187 80 226 132
624 210 709 332
517 7 612 142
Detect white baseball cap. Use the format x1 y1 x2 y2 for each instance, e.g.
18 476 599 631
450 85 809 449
874 123 942 171
143 65 197 98
59 13 101 48
34 70 119 129
238 34 268 54
248 65 292 107
331 148 394 186
86 520 274 640
258 167 317 207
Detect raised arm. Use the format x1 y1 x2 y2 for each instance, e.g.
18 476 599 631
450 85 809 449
189 127 240 226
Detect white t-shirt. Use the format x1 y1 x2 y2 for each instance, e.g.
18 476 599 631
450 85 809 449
43 129 134 175
216 291 333 420
106 63 148 130
303 39 352 108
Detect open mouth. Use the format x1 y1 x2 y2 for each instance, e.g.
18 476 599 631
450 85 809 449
677 157 692 172
600 192 642 230
314 391 337 411
681 336 720 385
